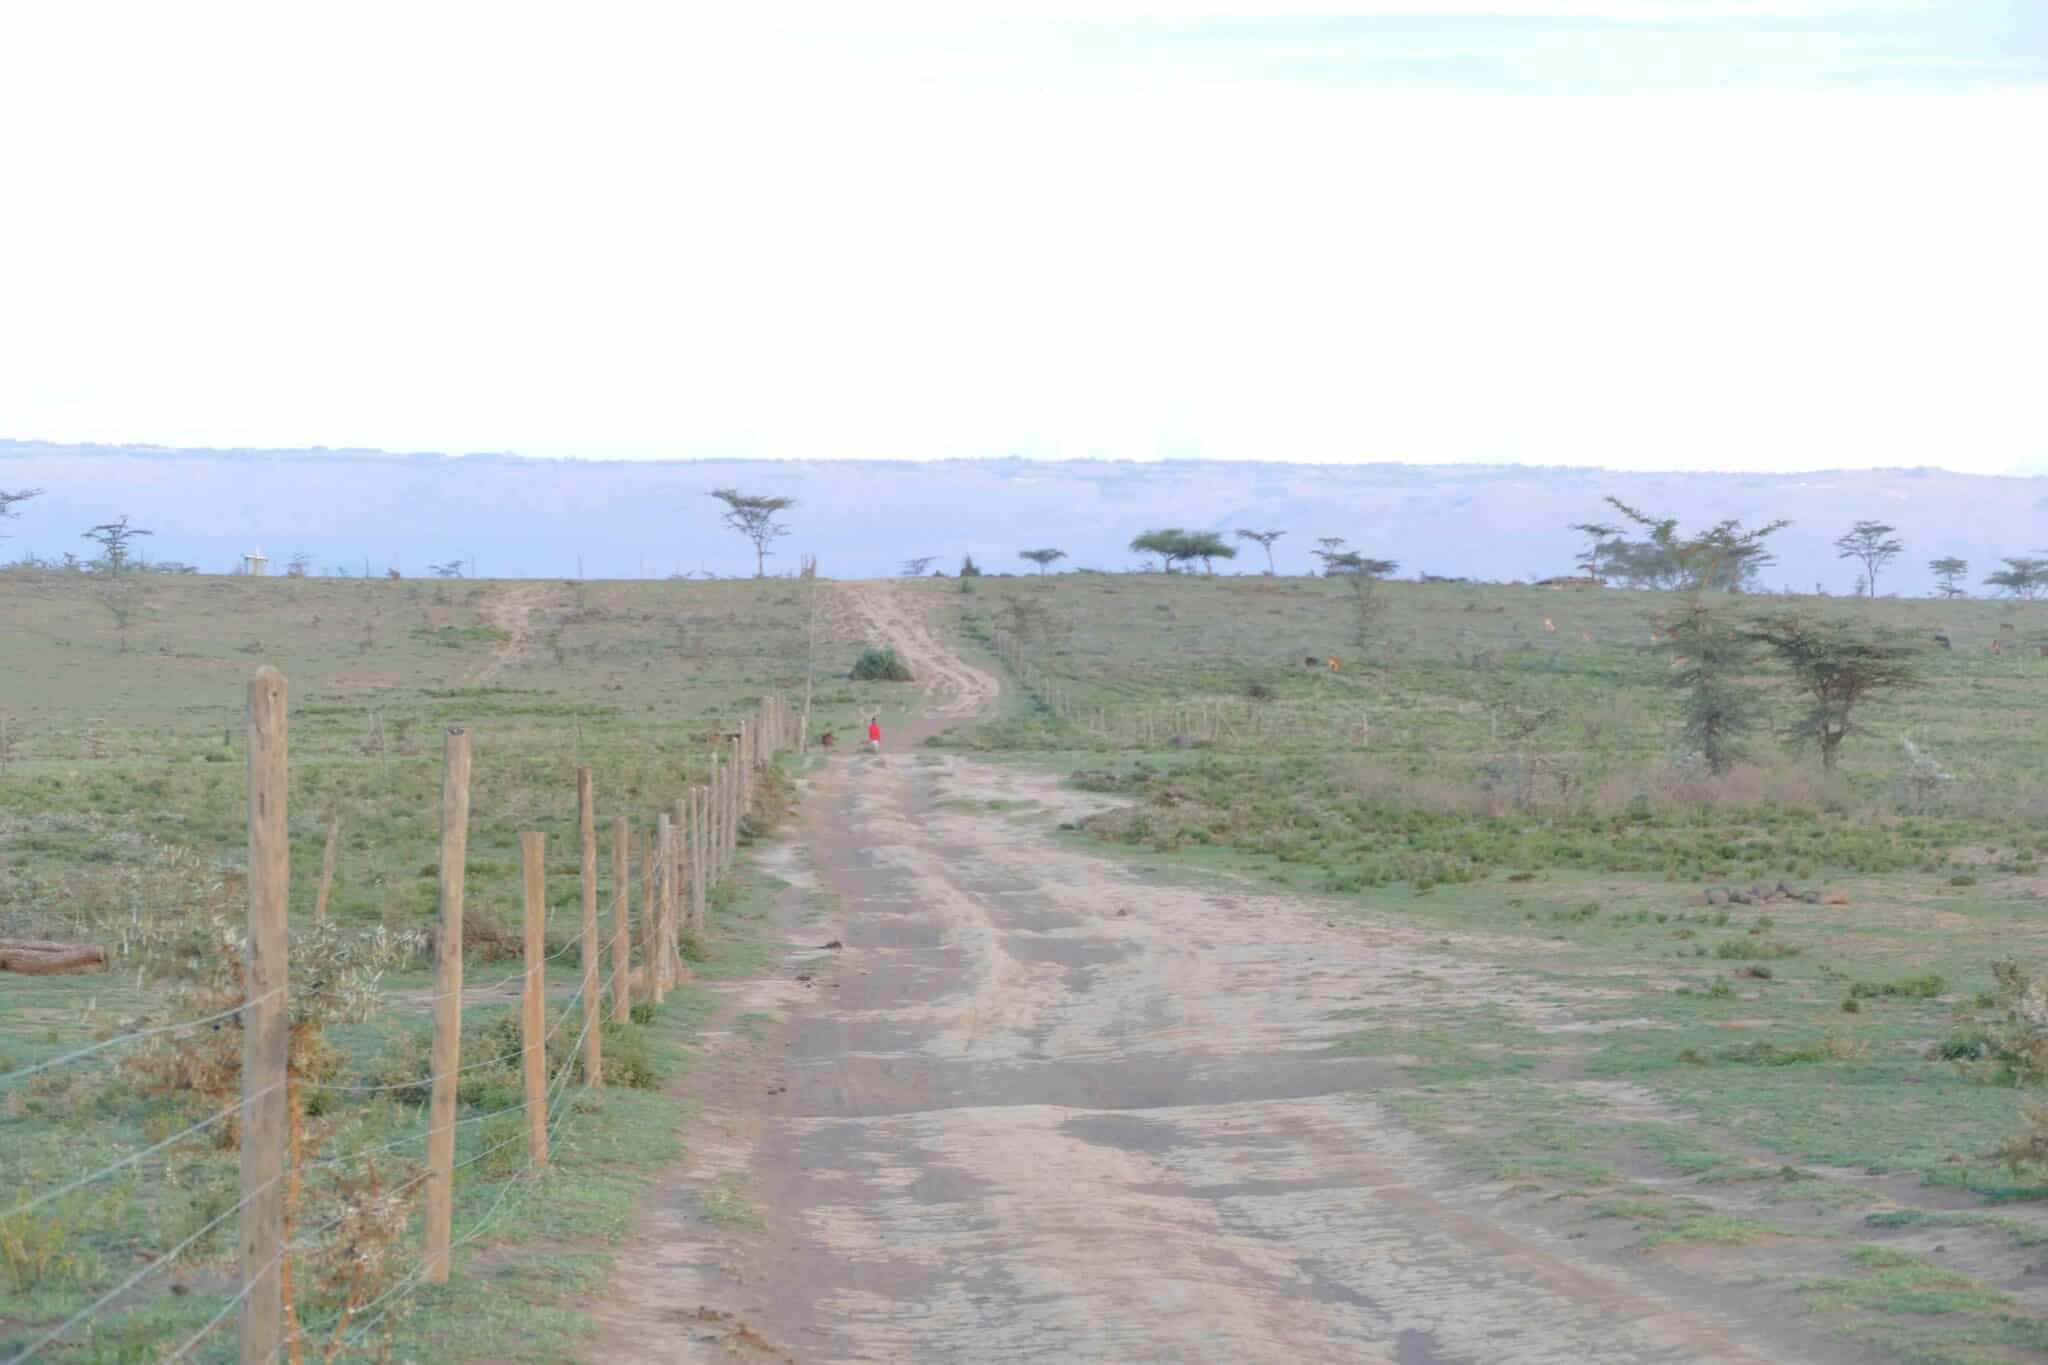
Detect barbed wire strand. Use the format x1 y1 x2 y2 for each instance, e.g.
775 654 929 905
4 1079 284 1225
6 1170 282 1364
0 987 281 1091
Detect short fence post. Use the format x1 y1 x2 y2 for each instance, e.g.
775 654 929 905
312 817 340 923
520 831 549 1166
423 728 470 1283
684 789 700 970
638 831 657 1004
706 755 722 880
728 737 743 866
240 668 289 1365
651 814 671 1001
611 816 630 1019
691 786 707 935
577 767 602 1088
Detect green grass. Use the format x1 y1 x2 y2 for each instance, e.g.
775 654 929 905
0 572 822 1360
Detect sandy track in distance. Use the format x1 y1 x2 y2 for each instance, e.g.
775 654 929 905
836 579 999 723
469 581 553 685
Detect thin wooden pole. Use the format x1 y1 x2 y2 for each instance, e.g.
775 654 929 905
672 797 689 967
639 831 658 1005
577 767 602 1089
706 755 722 879
691 786 707 935
312 818 340 924
520 831 549 1166
654 813 673 998
611 816 630 1019
423 730 470 1283
729 737 743 866
240 668 289 1365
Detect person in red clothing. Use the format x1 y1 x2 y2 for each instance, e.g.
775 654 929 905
867 715 882 752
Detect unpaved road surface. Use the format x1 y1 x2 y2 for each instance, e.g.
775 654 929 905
469 582 552 685
590 581 1856 1363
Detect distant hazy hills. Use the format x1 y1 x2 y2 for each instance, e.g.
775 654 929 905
2 441 2042 595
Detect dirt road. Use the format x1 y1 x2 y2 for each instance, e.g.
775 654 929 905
590 581 1851 1363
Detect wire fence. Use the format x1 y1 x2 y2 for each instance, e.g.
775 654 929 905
2 677 798 1363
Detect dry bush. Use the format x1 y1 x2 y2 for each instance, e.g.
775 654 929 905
1968 959 2048 1087
1587 759 1850 818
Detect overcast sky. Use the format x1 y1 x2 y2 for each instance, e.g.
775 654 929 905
3 3 2043 474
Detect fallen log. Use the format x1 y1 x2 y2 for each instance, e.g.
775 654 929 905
0 943 109 975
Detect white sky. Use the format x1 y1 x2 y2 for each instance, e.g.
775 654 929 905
2 3 2043 474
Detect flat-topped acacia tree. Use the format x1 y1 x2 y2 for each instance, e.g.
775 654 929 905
710 488 797 577
1019 549 1066 575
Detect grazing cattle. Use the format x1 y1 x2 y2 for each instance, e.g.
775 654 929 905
1304 655 1321 668
1327 657 1341 672
2002 623 2017 633
1542 617 1556 633
1992 639 2005 656
1933 633 1952 650
820 731 837 749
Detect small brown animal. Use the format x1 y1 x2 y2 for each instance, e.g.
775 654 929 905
1542 617 1556 633
819 731 836 749
1304 655 1321 668
1327 657 1341 672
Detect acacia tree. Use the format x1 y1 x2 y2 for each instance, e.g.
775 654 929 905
1929 556 1970 599
83 516 152 572
430 560 465 579
1985 556 2048 600
1605 498 1788 773
1130 529 1191 573
1234 528 1285 575
710 488 797 577
1743 614 1923 771
1569 521 1620 579
901 556 938 577
1835 520 1904 597
1019 548 1067 575
0 487 42 539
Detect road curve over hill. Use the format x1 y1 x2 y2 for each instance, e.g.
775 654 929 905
588 580 1861 1364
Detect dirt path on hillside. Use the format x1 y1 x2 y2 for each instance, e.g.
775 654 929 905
586 582 1859 1364
469 582 552 685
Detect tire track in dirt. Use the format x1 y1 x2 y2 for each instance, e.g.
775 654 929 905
469 582 553 686
835 580 999 725
586 581 1860 1363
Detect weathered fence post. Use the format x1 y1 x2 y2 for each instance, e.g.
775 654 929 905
638 834 655 1002
312 818 340 923
706 755 722 880
651 814 671 1002
240 668 289 1365
611 816 630 1019
684 789 700 970
520 831 549 1166
424 728 470 1283
729 736 743 866
577 767 602 1088
691 786 707 935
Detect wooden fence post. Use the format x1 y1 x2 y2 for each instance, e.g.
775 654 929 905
240 668 289 1365
652 814 671 1001
684 789 700 970
691 786 707 935
520 831 549 1166
728 737 743 866
639 831 658 1005
423 728 470 1283
706 755 721 880
611 816 630 1019
312 818 340 923
577 767 601 1089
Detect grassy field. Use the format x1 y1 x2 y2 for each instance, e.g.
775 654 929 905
0 569 898 1361
934 570 2048 1363
8 565 2048 1361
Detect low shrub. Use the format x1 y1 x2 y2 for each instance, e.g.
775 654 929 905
850 647 913 682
